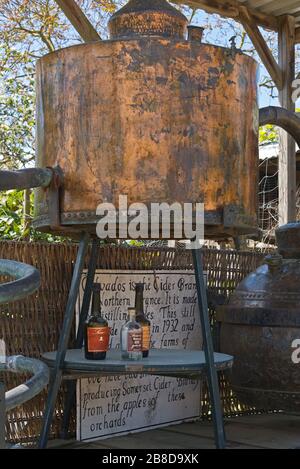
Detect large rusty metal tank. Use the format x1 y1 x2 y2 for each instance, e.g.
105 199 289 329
33 0 259 238
218 222 300 410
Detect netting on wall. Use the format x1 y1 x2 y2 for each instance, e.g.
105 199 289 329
258 156 279 244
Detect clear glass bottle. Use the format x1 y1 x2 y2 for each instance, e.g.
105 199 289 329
120 307 142 360
84 283 110 360
135 283 151 358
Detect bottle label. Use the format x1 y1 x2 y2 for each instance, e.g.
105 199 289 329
127 330 142 352
87 327 110 353
142 325 150 352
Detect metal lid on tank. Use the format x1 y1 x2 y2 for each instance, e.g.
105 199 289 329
108 0 188 40
276 222 300 259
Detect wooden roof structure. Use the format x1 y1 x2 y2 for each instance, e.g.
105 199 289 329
176 1 300 40
55 0 300 225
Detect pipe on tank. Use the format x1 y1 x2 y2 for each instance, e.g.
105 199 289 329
0 259 44 448
0 356 49 412
0 167 53 191
0 259 40 304
259 106 300 147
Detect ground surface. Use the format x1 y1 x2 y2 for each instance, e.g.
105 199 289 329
50 413 300 449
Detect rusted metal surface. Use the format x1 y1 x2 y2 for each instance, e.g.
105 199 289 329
34 0 259 239
109 0 187 39
218 222 300 411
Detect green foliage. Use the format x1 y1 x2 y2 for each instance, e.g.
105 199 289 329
259 124 278 145
0 189 66 241
126 240 145 247
0 190 24 239
0 61 35 169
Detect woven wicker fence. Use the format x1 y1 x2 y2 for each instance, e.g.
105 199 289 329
0 241 265 444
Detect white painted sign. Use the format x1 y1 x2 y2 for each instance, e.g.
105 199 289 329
76 270 203 442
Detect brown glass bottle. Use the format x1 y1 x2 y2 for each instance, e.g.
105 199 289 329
135 283 151 358
84 283 110 360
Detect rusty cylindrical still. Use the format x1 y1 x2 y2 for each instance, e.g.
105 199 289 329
218 222 300 410
34 0 259 239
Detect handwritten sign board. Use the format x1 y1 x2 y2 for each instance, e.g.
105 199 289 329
76 270 203 442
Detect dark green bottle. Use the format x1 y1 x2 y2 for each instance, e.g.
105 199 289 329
135 283 151 358
84 283 110 360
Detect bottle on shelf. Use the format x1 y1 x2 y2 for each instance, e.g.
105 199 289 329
135 282 151 358
84 283 110 360
120 307 142 360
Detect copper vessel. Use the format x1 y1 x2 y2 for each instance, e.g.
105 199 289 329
218 222 300 410
33 0 259 238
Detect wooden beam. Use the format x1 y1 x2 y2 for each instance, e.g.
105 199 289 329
174 0 239 18
278 15 296 224
294 27 300 42
55 0 101 43
266 0 300 16
247 5 280 31
174 0 279 31
239 6 283 90
250 0 275 7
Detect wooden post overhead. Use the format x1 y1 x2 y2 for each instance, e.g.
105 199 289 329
278 16 297 225
172 0 300 43
295 28 300 43
173 0 279 31
55 0 101 43
239 6 283 90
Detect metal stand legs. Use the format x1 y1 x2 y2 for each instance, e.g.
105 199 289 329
39 239 226 449
192 249 226 449
39 232 90 448
60 239 99 438
0 382 5 449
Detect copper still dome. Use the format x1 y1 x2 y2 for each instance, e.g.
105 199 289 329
218 222 300 410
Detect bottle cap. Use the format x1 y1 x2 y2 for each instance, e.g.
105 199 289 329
135 283 144 290
128 307 136 317
187 25 204 43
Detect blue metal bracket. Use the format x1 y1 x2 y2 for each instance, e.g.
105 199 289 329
0 382 5 449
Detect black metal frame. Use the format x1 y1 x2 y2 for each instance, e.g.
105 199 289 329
192 249 225 448
61 238 99 438
39 232 90 447
0 381 5 449
39 234 225 449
